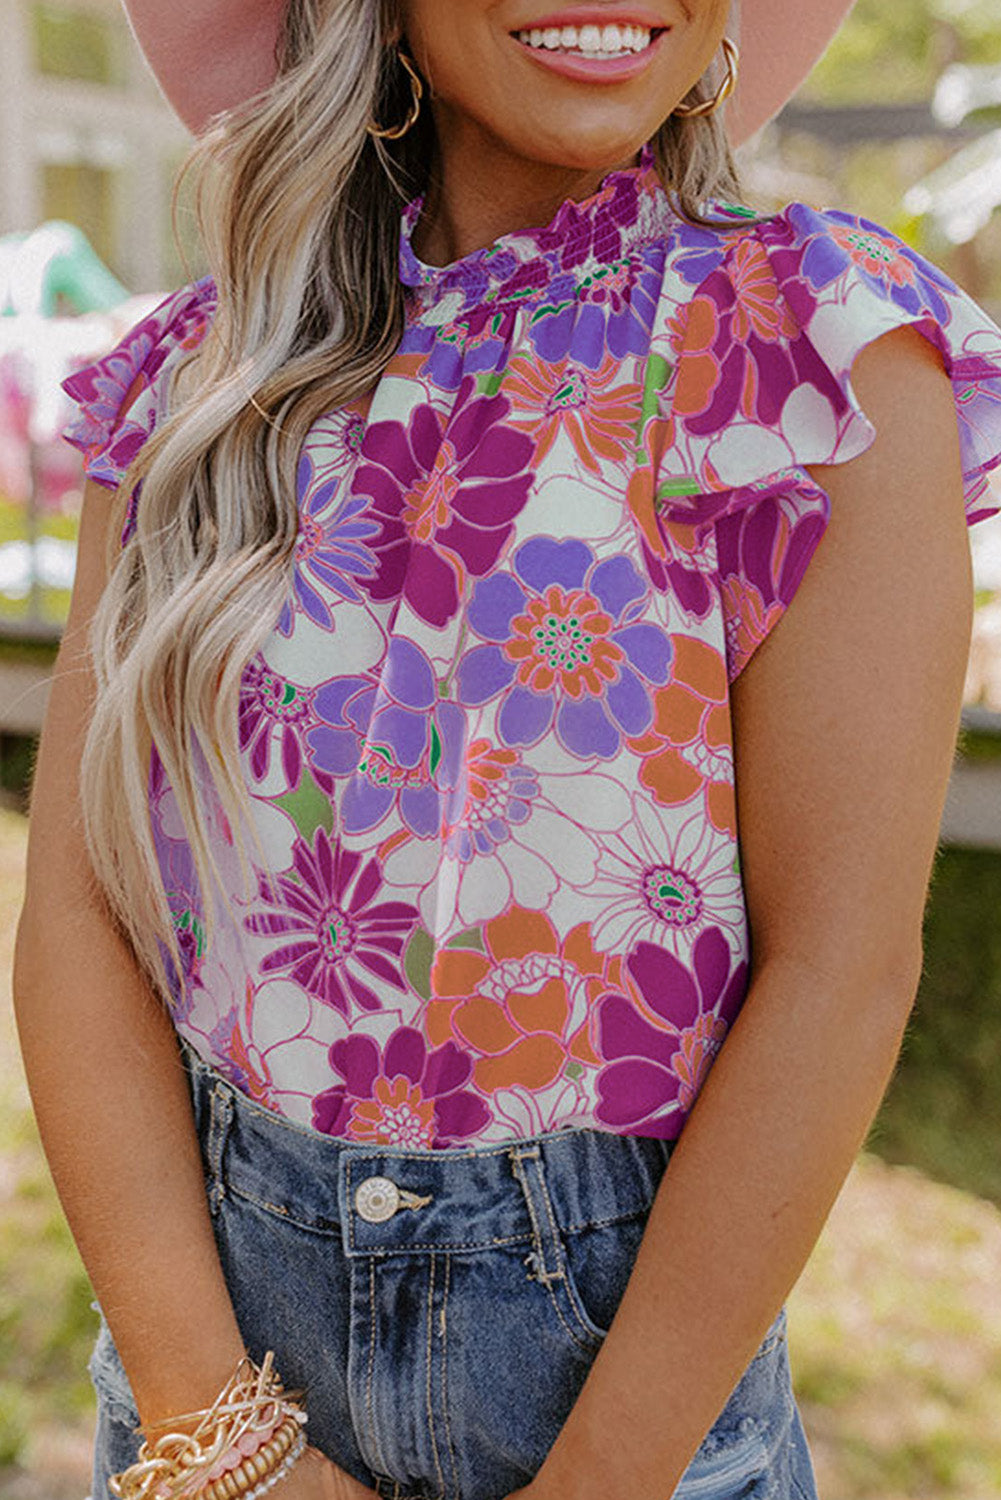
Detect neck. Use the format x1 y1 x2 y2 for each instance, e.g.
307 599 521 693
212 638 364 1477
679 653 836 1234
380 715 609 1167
410 114 641 268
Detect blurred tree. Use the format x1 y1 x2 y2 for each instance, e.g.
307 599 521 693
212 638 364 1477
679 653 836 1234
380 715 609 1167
804 0 1001 104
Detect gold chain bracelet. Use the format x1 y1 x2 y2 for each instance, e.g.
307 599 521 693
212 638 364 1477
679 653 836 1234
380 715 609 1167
108 1352 307 1500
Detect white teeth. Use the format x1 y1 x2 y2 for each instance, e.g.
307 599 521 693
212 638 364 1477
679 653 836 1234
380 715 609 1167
516 22 655 56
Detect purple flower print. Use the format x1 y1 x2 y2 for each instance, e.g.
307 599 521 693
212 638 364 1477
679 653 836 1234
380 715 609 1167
595 928 748 1137
61 281 215 535
786 205 953 325
350 376 534 628
529 250 664 370
443 741 540 865
670 221 732 286
457 537 672 760
399 307 515 392
61 278 214 466
238 656 315 789
245 826 418 1016
306 639 467 837
312 1027 491 1146
152 832 206 1020
275 450 380 636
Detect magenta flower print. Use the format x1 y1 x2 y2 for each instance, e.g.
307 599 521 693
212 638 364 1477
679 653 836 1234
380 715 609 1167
311 1027 490 1146
275 450 380 636
244 826 418 1016
457 537 672 760
595 928 747 1137
537 163 645 272
60 281 215 536
306 639 468 837
350 375 535 627
238 655 315 790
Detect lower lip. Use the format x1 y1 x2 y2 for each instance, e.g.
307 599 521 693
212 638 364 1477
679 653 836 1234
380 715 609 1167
511 31 667 83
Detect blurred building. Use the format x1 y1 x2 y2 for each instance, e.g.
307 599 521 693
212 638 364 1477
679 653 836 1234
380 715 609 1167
0 0 191 293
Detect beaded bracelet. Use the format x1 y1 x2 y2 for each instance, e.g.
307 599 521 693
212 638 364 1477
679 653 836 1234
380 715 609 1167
184 1415 307 1500
108 1351 307 1500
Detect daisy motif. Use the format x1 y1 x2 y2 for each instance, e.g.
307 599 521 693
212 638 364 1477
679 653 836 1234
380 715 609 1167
572 800 745 957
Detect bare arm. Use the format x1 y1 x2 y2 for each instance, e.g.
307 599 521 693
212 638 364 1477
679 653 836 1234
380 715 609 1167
517 325 972 1499
13 478 249 1425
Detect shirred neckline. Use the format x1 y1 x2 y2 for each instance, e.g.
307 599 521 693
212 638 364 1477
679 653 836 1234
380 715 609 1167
398 140 678 309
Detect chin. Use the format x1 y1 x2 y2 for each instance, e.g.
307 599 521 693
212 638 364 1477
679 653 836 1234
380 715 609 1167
515 122 655 174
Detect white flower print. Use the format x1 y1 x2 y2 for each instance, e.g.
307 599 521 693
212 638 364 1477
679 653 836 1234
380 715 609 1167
381 742 632 938
570 798 746 956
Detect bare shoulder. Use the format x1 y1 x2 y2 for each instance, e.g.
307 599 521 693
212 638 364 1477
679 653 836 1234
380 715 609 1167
731 323 972 984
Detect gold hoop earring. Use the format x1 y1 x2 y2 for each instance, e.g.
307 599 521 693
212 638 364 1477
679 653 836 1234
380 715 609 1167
674 37 740 120
367 49 424 141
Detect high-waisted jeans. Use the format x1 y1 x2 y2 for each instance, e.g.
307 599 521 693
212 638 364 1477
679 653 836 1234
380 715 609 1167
89 1038 820 1500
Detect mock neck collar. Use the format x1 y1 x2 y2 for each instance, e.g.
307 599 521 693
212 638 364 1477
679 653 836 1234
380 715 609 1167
398 141 678 311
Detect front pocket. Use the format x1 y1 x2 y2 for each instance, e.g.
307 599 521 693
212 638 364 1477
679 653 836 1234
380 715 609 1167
555 1213 650 1345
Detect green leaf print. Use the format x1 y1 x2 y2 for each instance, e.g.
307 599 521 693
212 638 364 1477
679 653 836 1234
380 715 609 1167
444 927 487 953
638 352 672 461
405 928 435 1002
272 766 335 844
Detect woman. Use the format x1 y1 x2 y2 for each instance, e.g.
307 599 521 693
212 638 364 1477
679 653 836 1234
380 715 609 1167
14 2 1001 1498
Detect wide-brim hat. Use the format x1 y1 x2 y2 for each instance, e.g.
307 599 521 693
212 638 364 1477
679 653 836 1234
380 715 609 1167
126 1 855 145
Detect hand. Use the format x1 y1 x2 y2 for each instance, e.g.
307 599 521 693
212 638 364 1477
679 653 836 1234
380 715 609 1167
272 1444 380 1499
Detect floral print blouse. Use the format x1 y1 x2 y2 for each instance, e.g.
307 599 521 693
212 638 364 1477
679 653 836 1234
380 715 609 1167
63 144 1001 1148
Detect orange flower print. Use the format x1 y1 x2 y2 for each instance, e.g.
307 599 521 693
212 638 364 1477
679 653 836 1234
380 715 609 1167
829 224 916 289
404 437 460 544
667 294 720 418
727 238 798 344
720 576 786 683
349 1075 437 1148
666 1012 729 1112
627 633 736 836
427 907 617 1095
505 586 623 699
504 351 642 474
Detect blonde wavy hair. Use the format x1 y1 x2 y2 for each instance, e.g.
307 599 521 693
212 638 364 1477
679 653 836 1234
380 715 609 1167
80 0 747 1005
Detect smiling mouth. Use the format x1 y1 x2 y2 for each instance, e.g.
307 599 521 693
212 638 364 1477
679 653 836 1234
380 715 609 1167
513 23 665 58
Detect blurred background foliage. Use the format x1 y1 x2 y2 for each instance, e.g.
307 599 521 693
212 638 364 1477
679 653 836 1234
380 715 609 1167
808 0 1001 99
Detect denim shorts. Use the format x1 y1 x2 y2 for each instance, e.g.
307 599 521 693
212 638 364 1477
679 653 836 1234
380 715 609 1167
88 1038 820 1500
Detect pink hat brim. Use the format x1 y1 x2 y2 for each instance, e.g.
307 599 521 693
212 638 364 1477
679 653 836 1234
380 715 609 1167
126 0 856 145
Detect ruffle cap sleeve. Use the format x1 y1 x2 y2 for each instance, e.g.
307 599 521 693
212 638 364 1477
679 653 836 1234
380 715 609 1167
61 277 217 545
652 204 1001 680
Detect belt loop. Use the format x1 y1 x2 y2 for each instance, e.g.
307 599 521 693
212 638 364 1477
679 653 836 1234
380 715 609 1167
205 1080 235 1216
510 1145 564 1287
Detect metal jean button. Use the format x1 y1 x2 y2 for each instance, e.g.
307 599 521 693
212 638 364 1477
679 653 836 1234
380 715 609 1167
354 1176 401 1224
